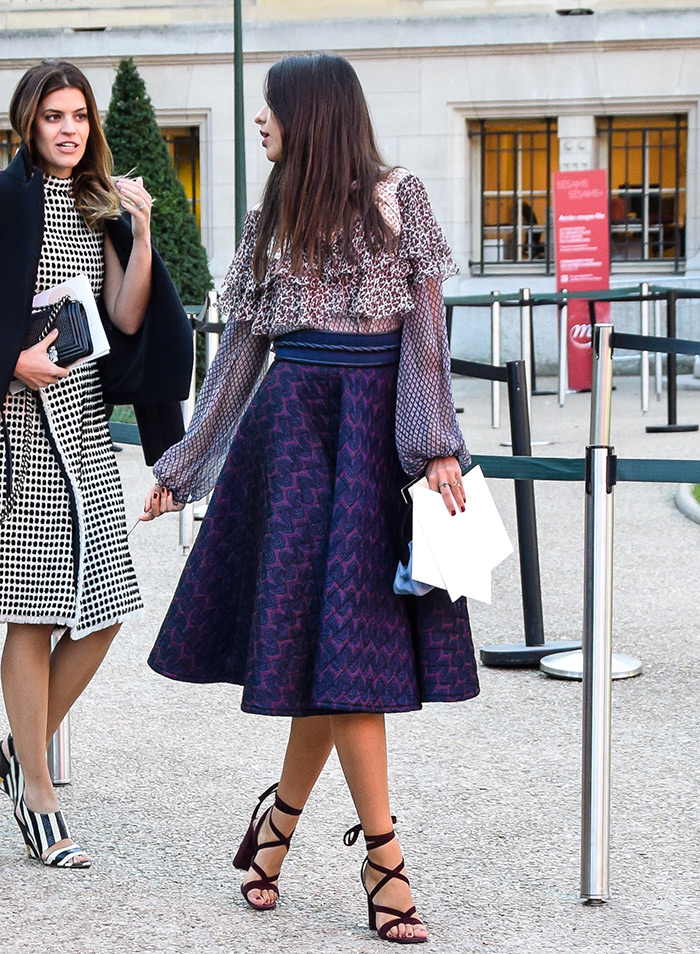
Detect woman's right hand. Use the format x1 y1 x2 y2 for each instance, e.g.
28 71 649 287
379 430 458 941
13 329 70 390
140 484 185 521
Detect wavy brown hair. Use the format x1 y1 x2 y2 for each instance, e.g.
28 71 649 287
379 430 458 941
253 53 395 281
9 59 121 230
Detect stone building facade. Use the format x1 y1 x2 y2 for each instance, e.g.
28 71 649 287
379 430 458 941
1 1 698 354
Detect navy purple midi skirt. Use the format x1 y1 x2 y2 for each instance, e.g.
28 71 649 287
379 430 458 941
148 331 479 716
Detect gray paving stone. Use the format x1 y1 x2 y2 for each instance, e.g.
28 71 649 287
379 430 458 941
1 375 699 953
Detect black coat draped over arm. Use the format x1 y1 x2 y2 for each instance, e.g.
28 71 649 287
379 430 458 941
0 146 193 464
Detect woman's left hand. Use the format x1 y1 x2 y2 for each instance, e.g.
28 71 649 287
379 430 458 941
140 484 185 521
116 176 152 240
425 455 465 516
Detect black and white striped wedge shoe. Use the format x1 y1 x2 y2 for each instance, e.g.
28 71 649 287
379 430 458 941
0 738 11 798
14 793 91 869
0 736 20 803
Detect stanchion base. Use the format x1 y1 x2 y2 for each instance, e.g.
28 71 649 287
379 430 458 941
480 640 581 668
540 650 643 680
499 438 555 448
645 424 699 433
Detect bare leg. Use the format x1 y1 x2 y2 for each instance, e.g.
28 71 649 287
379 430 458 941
46 624 119 741
242 714 334 907
1 624 53 806
330 713 427 942
1 621 118 862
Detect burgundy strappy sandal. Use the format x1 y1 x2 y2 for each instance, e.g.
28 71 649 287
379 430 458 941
233 782 303 910
344 822 427 944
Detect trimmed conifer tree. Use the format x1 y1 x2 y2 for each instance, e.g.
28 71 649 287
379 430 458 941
103 58 212 307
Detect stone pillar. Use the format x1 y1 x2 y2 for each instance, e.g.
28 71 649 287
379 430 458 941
558 115 597 171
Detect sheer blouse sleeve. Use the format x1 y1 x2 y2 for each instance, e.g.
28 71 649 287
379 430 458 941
153 211 270 503
394 175 470 477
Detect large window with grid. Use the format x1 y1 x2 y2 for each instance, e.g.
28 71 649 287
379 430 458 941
600 115 687 270
470 118 558 274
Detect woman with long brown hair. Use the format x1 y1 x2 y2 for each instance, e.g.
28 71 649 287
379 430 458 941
0 59 189 869
144 53 478 943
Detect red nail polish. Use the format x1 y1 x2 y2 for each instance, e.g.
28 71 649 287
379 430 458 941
153 492 158 499
461 505 465 512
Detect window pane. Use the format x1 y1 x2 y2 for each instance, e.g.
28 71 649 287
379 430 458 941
160 126 201 227
603 115 686 267
472 118 557 271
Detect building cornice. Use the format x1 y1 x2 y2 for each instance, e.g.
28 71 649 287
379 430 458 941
243 36 700 61
0 11 698 66
242 9 700 58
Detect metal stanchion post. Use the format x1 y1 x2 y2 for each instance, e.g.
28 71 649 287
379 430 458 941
653 298 663 400
508 287 553 448
580 443 615 903
590 325 614 446
491 291 501 428
558 291 568 407
47 631 70 784
520 287 533 421
639 283 650 414
540 325 642 683
646 290 698 433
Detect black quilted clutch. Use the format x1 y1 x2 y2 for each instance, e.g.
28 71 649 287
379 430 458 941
24 296 93 368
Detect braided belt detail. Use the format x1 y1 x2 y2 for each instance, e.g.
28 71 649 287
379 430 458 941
273 330 401 368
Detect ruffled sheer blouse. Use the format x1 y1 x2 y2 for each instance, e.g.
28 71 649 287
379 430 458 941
154 169 469 503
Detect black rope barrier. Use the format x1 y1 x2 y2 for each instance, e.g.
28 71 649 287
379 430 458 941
471 455 700 484
612 331 700 358
451 358 508 382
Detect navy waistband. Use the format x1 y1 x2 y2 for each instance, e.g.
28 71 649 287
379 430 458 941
273 330 401 368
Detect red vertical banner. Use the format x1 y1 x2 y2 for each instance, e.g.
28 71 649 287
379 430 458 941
553 170 611 391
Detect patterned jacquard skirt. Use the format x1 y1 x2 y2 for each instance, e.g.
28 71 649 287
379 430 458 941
0 362 143 639
148 332 479 715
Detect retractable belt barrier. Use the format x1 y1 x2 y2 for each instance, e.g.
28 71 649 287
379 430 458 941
453 323 700 905
446 282 700 424
472 454 700 484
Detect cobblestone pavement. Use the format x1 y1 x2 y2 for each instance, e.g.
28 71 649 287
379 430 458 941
2 375 699 954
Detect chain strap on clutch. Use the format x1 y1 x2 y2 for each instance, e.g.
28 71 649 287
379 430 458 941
24 295 93 367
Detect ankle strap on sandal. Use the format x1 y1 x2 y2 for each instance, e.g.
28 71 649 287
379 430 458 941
274 791 303 817
343 816 397 849
251 782 303 825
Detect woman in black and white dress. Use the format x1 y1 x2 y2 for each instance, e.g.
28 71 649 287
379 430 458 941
0 60 160 868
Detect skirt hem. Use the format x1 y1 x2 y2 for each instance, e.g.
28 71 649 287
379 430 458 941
147 660 480 716
0 605 144 641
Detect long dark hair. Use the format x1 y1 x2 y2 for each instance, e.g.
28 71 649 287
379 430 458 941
9 59 121 229
253 53 395 281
